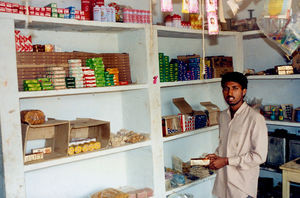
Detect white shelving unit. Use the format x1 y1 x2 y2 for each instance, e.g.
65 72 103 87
0 2 299 198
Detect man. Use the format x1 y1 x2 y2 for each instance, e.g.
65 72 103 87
206 72 268 198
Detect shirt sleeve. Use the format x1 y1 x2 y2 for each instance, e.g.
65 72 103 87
228 114 268 169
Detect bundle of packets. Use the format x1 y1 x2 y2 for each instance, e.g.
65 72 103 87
65 77 75 89
38 78 54 90
106 68 120 86
104 71 114 86
23 79 41 91
86 58 105 87
68 59 84 88
82 67 96 88
46 66 66 90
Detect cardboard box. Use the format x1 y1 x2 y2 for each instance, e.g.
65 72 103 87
200 102 220 126
70 118 110 150
173 97 207 131
21 119 69 164
162 115 181 137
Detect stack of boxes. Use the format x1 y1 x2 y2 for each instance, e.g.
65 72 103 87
68 59 84 88
15 30 32 52
178 60 188 81
23 79 42 91
65 77 76 89
188 57 200 80
82 68 96 88
104 71 114 86
45 3 57 18
86 58 105 87
38 78 54 90
47 66 66 90
159 53 165 82
107 68 120 86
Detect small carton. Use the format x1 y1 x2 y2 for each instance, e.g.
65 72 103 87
173 97 207 131
200 102 220 126
21 119 69 164
162 115 181 137
70 118 110 150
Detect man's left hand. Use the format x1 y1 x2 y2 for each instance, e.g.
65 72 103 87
209 156 228 170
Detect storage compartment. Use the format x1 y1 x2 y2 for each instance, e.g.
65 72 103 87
21 120 69 164
69 118 110 153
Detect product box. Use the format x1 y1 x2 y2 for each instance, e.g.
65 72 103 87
162 115 181 137
200 102 220 126
69 118 110 149
173 97 207 131
21 119 70 164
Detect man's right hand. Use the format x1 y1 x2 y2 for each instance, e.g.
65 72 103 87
205 153 218 161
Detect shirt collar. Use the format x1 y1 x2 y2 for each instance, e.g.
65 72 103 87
226 101 248 118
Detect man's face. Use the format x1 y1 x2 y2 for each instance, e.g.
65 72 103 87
222 81 246 107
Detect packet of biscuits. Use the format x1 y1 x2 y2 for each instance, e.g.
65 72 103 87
190 157 210 166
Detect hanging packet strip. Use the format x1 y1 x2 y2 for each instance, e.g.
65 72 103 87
161 0 173 12
206 0 219 35
206 0 217 12
189 0 199 13
207 11 219 34
182 0 189 13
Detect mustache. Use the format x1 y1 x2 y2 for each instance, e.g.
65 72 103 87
226 96 235 100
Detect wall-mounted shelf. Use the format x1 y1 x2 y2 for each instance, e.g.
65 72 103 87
155 25 239 39
163 126 218 142
24 141 151 172
159 79 221 88
0 12 146 32
266 120 300 127
247 75 300 80
19 84 149 99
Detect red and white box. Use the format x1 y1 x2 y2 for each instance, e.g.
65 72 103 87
63 9 69 14
178 113 195 132
45 7 51 12
0 1 5 7
57 8 63 14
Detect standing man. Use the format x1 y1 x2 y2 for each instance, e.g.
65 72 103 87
206 72 268 198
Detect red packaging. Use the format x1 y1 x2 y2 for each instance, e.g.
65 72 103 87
6 7 12 13
19 10 24 14
40 7 45 12
29 6 34 11
45 12 51 17
95 0 104 7
75 10 80 15
5 2 12 8
81 2 91 20
29 10 34 15
0 2 5 7
13 8 18 13
80 10 85 16
0 7 5 12
75 14 80 20
45 7 51 12
57 8 63 14
119 81 129 85
35 7 40 12
12 3 19 8
34 12 40 16
80 15 86 20
63 9 69 14
40 12 45 16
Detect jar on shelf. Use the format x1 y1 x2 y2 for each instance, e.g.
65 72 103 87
172 14 182 28
165 15 172 27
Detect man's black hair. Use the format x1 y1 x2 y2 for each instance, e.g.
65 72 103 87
221 72 248 89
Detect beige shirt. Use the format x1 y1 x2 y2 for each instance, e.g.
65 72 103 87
213 102 268 198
